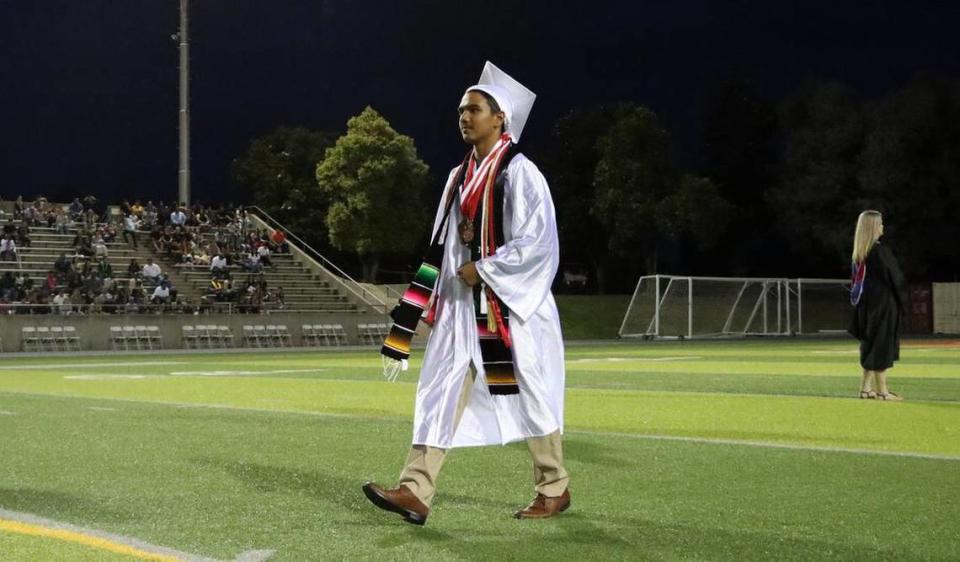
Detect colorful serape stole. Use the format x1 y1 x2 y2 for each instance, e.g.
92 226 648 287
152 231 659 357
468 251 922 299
381 261 440 361
381 142 520 397
850 261 866 306
469 145 519 395
380 156 469 363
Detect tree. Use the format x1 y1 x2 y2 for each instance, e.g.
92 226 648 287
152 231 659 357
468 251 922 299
544 105 620 292
767 81 866 272
656 174 731 252
316 107 430 281
590 104 678 274
859 76 960 278
231 126 338 246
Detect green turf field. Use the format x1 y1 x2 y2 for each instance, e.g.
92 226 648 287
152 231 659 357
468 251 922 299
0 339 958 561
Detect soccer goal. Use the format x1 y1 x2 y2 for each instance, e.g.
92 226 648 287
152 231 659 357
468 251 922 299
618 275 852 339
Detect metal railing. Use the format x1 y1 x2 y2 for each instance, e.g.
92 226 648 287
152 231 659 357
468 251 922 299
247 206 395 313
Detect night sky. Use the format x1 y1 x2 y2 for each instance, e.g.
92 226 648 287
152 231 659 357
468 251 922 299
2 0 958 205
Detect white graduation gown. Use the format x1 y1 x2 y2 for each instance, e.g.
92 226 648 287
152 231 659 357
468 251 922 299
411 153 565 449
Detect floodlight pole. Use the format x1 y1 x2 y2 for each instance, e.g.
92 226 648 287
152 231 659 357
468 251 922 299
177 0 191 207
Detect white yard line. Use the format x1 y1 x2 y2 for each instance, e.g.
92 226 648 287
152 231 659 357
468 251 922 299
168 369 328 376
0 508 273 562
569 356 702 363
0 361 189 371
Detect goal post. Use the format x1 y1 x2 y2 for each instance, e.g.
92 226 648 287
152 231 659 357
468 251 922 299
619 275 851 339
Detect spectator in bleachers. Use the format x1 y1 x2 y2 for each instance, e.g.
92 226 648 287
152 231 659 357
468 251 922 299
131 200 144 217
170 206 187 227
243 251 263 273
122 212 140 248
53 290 71 315
210 252 228 279
54 252 71 277
1 271 15 299
55 207 71 233
270 229 289 253
16 223 30 247
99 221 118 243
96 257 113 279
93 237 108 259
2 219 15 237
127 258 141 280
0 234 16 261
13 196 24 220
45 269 59 294
83 208 99 228
150 280 171 306
142 258 162 282
74 235 94 258
256 243 274 269
69 198 84 221
142 202 158 228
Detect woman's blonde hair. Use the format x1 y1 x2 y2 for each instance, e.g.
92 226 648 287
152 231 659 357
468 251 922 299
852 210 882 264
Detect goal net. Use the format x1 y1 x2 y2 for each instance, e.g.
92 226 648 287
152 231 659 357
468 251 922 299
619 275 852 339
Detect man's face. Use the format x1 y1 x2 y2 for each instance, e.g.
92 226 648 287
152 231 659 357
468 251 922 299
458 91 504 146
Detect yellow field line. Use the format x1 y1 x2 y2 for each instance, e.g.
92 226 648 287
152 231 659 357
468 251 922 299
0 518 182 561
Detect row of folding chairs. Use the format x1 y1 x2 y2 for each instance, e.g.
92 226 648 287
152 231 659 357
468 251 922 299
357 323 389 345
242 325 292 348
182 325 234 349
109 325 163 351
22 326 81 351
301 323 348 347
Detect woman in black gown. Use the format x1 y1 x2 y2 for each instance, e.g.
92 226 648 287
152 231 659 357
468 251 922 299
848 210 908 400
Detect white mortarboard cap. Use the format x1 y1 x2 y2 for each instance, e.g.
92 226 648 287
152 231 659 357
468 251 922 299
466 61 536 143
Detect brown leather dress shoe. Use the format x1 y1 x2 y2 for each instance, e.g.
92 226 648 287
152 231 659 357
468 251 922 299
514 489 571 519
362 482 429 525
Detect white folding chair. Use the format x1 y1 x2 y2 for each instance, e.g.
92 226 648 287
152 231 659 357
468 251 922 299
135 326 150 350
332 323 347 346
36 326 55 352
218 325 233 348
109 326 124 350
253 325 268 348
122 325 139 350
21 326 39 352
276 324 291 347
63 325 81 351
147 325 163 349
242 325 256 347
301 324 317 346
181 325 197 349
50 326 66 351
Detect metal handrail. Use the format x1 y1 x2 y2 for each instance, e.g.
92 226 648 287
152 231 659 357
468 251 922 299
246 206 393 313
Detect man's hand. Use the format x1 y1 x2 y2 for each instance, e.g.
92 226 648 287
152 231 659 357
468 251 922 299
456 261 481 287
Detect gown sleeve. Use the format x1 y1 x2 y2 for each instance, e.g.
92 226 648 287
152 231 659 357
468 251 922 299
475 157 559 323
881 244 908 311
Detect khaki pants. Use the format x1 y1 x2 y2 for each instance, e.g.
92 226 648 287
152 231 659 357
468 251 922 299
398 367 569 507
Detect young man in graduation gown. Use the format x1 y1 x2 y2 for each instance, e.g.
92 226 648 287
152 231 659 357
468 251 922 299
363 62 569 525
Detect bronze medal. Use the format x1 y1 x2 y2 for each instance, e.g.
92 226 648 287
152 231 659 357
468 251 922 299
458 218 474 245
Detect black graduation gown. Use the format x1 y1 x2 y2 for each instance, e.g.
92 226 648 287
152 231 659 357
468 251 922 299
848 242 908 370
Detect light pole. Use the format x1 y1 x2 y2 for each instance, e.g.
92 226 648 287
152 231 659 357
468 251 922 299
177 0 190 207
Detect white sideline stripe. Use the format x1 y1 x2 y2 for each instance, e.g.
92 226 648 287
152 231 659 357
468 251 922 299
569 356 702 363
0 361 188 371
0 410 16 415
569 430 960 462
85 406 118 412
0 508 274 562
65 375 155 380
168 369 328 376
1 390 956 463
